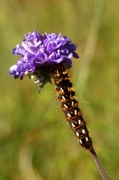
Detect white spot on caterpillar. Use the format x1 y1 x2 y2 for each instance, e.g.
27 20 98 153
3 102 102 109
63 104 68 108
71 123 75 127
76 132 79 137
78 119 81 125
62 96 66 100
79 139 82 144
82 129 86 134
71 101 74 106
60 87 64 92
34 79 40 84
85 137 89 142
74 109 77 115
67 113 71 117
31 75 35 80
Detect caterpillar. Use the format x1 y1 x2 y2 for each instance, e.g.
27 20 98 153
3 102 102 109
52 66 92 150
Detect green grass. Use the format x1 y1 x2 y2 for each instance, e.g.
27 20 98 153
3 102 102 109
0 0 119 179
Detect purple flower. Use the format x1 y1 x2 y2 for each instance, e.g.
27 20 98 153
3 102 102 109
9 30 79 79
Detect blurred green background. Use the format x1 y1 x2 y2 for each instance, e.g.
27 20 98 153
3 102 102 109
0 0 119 179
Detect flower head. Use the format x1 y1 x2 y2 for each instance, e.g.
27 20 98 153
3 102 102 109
9 30 79 79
